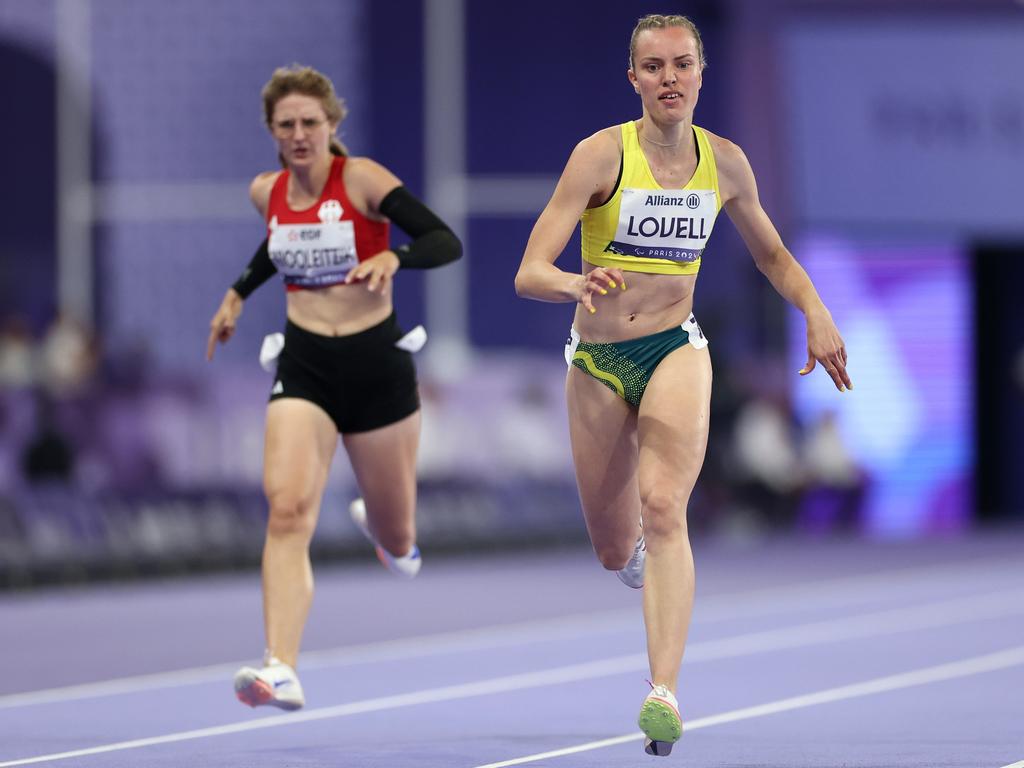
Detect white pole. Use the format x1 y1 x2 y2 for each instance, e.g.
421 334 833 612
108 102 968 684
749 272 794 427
423 0 470 378
55 0 93 327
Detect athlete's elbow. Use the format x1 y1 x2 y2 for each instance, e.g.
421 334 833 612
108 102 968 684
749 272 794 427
514 269 528 298
440 229 463 265
514 265 537 298
422 228 462 268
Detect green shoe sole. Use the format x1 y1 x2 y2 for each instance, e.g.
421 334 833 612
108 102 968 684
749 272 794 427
638 697 682 744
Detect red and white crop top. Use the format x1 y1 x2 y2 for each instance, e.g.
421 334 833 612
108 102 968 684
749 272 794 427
266 155 389 290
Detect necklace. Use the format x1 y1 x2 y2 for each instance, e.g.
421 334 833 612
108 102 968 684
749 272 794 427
641 134 681 148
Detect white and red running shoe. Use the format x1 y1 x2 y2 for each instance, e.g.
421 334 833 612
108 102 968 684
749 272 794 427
233 656 305 711
616 532 646 589
349 498 422 578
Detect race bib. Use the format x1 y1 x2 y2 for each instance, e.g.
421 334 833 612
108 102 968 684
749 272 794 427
606 187 718 262
268 219 358 287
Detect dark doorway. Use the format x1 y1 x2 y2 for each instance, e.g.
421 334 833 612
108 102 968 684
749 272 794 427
0 41 57 334
973 242 1024 521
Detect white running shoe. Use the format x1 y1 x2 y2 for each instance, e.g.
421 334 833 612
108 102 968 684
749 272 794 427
349 498 421 578
638 683 682 756
233 656 305 710
616 532 646 589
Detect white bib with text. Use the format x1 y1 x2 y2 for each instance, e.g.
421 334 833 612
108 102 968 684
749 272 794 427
606 187 718 263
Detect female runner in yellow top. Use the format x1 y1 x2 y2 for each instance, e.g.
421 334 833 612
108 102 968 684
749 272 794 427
514 13 851 757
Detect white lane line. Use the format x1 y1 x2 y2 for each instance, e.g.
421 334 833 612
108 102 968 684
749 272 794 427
998 762 1024 768
0 655 646 767
0 610 633 709
471 645 1024 768
694 558 1023 624
685 586 1024 664
2 593 1023 766
3 561 1022 710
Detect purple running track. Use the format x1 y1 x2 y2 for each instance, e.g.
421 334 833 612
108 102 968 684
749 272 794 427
1 532 1023 767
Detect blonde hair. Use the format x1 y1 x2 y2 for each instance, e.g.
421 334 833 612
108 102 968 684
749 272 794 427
628 14 707 70
261 64 348 158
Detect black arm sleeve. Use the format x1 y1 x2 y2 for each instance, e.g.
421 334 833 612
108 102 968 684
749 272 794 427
230 237 277 299
379 186 463 269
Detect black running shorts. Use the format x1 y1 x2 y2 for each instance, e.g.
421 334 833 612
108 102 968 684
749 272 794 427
270 312 420 433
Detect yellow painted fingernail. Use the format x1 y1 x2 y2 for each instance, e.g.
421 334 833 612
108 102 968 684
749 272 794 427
608 281 617 289
621 282 627 290
588 307 596 314
599 288 607 295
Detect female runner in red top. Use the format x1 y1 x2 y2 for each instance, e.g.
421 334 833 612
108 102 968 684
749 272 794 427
206 65 461 710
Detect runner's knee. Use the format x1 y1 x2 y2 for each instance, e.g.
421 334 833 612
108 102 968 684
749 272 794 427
641 490 687 540
266 492 318 539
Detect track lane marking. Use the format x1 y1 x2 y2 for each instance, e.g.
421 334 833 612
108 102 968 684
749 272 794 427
2 592 1023 766
3 557 1020 708
472 646 1024 767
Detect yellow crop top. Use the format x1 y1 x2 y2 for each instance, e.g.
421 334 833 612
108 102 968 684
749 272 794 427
581 121 721 275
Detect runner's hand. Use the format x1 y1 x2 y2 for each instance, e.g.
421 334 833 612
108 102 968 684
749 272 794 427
799 309 852 391
206 289 243 361
575 266 626 314
345 251 400 294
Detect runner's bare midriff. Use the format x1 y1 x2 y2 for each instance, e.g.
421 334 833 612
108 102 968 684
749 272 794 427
573 262 697 343
286 282 393 337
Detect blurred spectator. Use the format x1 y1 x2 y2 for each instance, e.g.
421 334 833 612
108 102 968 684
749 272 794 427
0 315 35 389
798 410 866 533
21 390 75 484
494 376 572 479
37 313 99 396
731 392 805 528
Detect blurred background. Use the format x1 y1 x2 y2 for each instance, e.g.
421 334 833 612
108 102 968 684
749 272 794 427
0 0 1021 588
